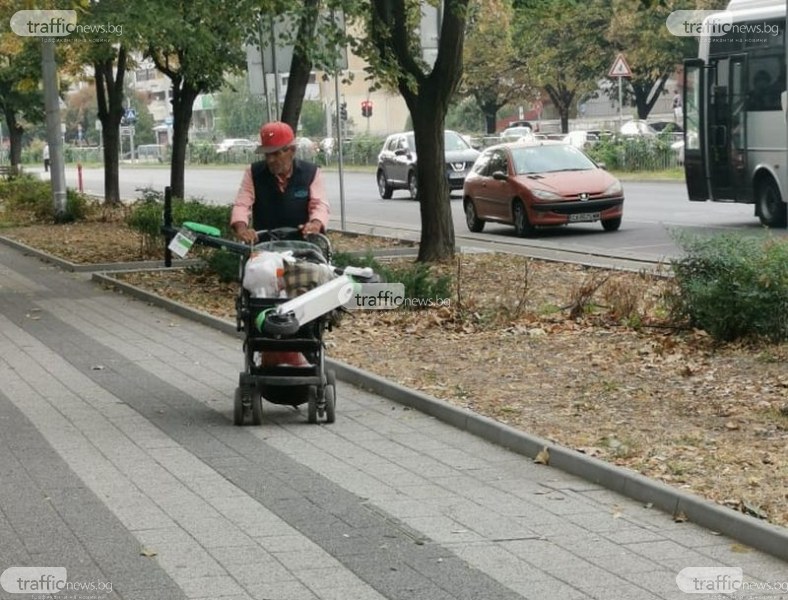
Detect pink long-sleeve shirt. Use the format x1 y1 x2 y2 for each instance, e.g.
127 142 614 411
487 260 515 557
230 164 330 229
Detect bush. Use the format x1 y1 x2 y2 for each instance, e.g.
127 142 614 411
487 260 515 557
0 174 92 223
333 252 451 309
125 187 232 254
668 232 788 342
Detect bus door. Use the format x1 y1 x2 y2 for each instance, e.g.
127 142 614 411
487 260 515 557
683 59 706 200
707 54 747 201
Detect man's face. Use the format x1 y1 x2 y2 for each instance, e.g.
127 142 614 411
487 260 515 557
264 146 295 175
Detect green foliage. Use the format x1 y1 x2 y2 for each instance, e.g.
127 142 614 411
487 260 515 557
215 74 268 139
331 252 451 309
668 233 788 342
446 96 485 134
387 262 453 308
126 187 232 254
205 250 241 283
298 100 326 138
188 141 220 165
342 133 387 165
585 134 678 171
0 175 91 223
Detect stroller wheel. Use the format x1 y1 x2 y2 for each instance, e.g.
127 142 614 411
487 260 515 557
251 388 263 426
307 386 318 424
233 387 246 426
263 312 300 336
324 385 335 424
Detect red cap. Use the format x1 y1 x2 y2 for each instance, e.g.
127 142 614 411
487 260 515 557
257 121 295 154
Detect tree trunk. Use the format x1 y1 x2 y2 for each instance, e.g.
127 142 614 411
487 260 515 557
169 79 198 200
409 94 454 262
5 111 23 168
101 126 120 201
632 74 669 120
280 0 320 130
484 106 497 134
94 48 127 206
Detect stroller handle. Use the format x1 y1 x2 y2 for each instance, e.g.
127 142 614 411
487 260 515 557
162 225 330 258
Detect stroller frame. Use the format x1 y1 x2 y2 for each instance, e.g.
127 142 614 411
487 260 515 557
181 226 337 426
234 229 337 426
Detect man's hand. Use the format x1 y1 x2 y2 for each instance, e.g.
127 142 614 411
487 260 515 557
233 225 258 244
299 219 323 236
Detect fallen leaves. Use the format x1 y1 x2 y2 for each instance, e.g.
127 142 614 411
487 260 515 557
5 221 788 529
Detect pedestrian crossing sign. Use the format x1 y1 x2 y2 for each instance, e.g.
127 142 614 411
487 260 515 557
608 53 632 78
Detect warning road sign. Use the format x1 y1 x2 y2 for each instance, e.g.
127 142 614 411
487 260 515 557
608 53 632 78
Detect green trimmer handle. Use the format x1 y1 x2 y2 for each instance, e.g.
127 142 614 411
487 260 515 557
182 221 222 237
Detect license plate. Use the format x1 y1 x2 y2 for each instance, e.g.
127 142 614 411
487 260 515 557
448 171 466 179
568 212 600 223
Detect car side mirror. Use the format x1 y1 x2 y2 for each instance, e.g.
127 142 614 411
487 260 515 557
492 171 508 181
597 162 607 170
394 148 407 156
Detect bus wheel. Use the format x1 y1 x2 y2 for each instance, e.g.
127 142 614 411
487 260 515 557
757 178 787 228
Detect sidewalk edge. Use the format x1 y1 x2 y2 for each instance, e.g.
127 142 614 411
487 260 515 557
93 272 788 562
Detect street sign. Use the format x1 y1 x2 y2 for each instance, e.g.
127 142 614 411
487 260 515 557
608 53 632 78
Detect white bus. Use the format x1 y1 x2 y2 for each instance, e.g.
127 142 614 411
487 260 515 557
683 0 787 227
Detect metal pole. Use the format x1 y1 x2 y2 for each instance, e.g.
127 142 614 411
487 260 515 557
41 39 66 219
164 186 173 267
618 77 623 127
269 16 281 119
258 21 272 122
334 69 346 230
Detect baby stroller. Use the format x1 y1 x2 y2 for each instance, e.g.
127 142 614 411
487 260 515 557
233 227 342 426
172 223 376 426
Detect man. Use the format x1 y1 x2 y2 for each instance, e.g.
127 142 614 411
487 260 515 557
231 121 329 243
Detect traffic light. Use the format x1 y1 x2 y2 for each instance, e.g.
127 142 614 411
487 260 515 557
361 100 373 118
340 102 347 121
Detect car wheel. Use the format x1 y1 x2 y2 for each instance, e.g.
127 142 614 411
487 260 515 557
464 199 484 232
377 170 393 199
512 200 535 237
408 172 418 199
601 216 622 232
757 178 787 228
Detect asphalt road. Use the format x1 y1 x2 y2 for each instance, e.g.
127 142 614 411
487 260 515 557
58 164 784 263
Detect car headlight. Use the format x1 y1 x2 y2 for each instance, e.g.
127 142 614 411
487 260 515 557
532 189 563 201
604 181 623 196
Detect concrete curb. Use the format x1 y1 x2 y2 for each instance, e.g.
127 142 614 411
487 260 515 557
93 271 788 562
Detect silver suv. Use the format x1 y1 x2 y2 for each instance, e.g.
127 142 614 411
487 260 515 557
376 130 480 199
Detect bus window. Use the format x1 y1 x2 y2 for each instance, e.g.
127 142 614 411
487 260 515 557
748 59 782 111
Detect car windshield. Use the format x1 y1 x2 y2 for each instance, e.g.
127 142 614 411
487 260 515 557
510 145 597 174
404 131 471 152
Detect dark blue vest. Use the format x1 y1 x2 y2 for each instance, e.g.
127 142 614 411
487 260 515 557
250 159 318 231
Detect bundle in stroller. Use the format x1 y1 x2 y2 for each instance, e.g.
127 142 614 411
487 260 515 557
176 224 374 426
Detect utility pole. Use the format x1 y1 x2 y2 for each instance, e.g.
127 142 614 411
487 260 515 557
41 39 67 219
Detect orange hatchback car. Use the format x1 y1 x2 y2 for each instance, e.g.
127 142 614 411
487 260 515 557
462 141 624 236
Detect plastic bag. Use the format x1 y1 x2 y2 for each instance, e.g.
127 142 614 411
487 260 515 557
242 251 286 298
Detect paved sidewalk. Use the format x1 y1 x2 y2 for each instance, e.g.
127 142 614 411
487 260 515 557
0 242 786 600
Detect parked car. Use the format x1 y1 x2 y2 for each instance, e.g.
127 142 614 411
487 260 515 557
562 131 600 149
649 121 683 134
216 138 257 154
376 130 480 199
619 120 658 137
500 126 534 142
462 141 624 236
